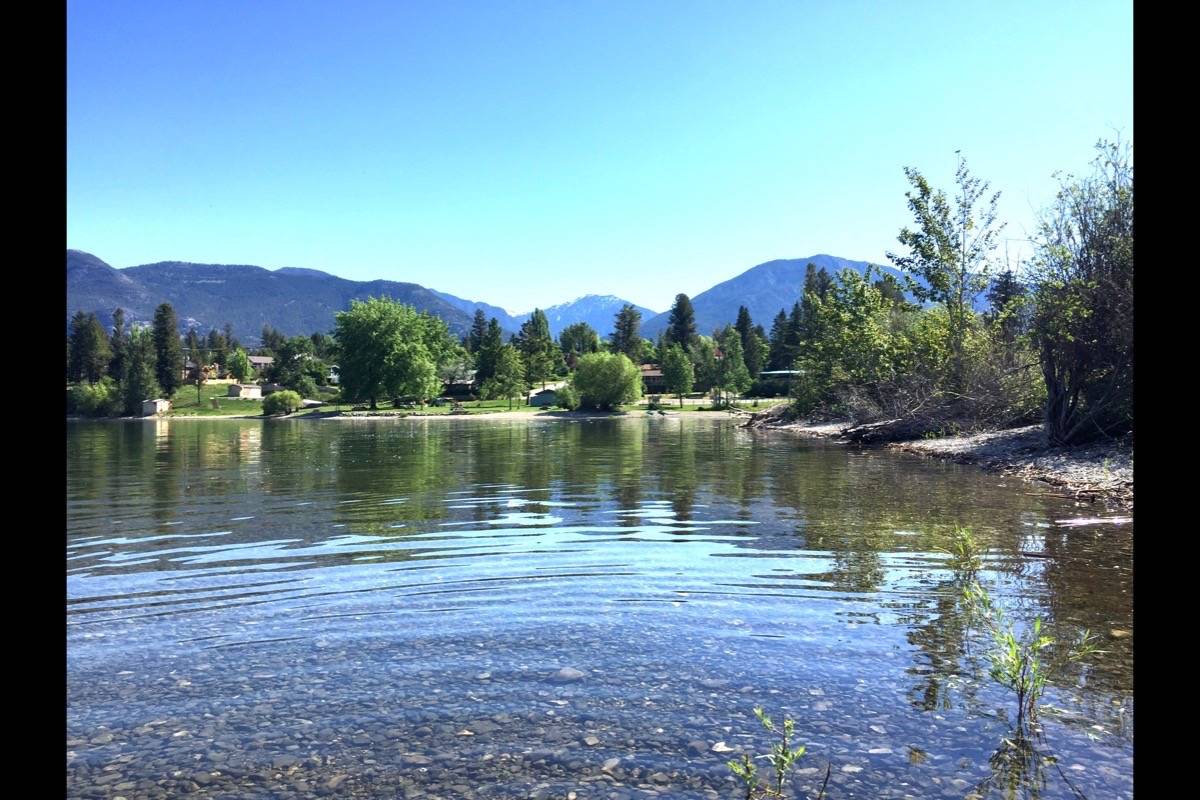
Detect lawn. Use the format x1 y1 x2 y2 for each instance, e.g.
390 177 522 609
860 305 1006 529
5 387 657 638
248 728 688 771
169 382 263 416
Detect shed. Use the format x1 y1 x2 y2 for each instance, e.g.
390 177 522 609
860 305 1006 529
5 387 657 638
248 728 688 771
227 384 263 399
141 398 171 416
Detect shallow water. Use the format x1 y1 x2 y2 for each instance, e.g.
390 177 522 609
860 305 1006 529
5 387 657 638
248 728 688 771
67 418 1132 799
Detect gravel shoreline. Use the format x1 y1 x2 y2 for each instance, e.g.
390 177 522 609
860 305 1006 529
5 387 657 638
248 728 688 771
744 408 1133 510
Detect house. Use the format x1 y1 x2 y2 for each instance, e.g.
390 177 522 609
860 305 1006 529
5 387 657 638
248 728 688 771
141 398 171 416
327 365 340 385
442 369 477 398
248 355 275 374
639 363 666 393
227 383 263 399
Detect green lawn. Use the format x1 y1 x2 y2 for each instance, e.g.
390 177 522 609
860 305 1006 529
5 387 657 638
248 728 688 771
169 382 263 416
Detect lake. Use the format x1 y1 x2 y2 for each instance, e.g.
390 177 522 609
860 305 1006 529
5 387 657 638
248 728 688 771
67 417 1132 799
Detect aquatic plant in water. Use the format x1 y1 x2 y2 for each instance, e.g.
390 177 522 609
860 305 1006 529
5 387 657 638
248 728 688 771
962 581 1101 735
728 708 829 799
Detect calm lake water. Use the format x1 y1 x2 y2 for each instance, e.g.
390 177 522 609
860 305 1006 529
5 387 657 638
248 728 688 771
67 418 1132 799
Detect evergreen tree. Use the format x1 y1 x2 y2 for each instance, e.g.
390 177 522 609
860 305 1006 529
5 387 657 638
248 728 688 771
558 322 601 368
873 273 910 308
109 308 128 385
474 318 505 385
766 310 790 370
665 294 697 351
69 311 112 384
122 328 162 415
223 323 238 351
467 309 488 353
152 303 184 395
734 306 766 377
784 302 804 367
207 328 229 371
260 324 286 354
610 304 644 363
184 327 205 376
515 309 558 389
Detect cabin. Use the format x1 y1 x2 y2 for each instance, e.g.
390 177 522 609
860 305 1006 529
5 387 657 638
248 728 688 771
227 383 262 399
141 398 171 416
327 365 340 385
248 355 275 375
639 363 666 393
442 369 478 399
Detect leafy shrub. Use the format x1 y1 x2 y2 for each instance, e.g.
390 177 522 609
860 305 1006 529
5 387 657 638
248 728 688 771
288 376 319 399
70 378 120 417
262 390 302 416
555 383 580 410
572 352 642 410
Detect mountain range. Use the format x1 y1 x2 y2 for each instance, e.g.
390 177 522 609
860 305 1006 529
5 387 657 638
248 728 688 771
67 250 920 346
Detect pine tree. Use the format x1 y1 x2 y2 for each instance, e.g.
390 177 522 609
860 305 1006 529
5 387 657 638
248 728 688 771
468 309 488 353
610 304 643 363
109 308 128 385
122 328 162 415
474 318 504 385
734 306 765 377
69 311 112 384
766 310 790 370
152 303 184 396
665 294 697 351
516 309 557 389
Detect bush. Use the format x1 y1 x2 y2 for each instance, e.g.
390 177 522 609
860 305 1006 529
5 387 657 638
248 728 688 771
288 376 319 399
572 352 642 410
70 378 120 417
262 390 302 416
555 384 579 410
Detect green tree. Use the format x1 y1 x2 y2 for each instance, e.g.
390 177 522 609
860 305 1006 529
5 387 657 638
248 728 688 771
207 328 229 372
152 303 184 395
766 309 790 370
610 304 644 363
122 328 162 415
228 348 254 383
1030 140 1133 444
333 297 447 409
689 335 719 393
262 390 302 416
481 344 526 409
715 328 752 405
571 352 643 410
474 318 505 385
665 294 697 351
661 344 694 407
734 306 766 377
874 273 910 308
68 311 112 384
109 308 128 385
558 322 601 368
467 309 488 353
260 324 287 354
516 309 558 389
887 154 1003 386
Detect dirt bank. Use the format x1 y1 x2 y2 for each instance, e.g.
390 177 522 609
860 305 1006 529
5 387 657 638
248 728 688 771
744 405 1133 510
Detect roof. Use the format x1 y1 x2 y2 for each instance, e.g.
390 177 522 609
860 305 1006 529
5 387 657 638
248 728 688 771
248 356 275 365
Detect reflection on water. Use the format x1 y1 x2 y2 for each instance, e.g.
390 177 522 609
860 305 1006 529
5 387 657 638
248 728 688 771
67 418 1132 799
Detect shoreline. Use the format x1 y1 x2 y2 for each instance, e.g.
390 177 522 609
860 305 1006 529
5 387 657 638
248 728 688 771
743 407 1133 510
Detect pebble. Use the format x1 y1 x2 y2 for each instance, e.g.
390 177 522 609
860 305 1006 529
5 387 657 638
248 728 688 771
552 667 586 682
583 735 601 746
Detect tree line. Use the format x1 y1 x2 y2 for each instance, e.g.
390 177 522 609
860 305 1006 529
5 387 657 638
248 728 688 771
68 139 1130 440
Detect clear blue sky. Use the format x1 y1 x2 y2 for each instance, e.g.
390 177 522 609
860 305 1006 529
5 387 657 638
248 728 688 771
67 0 1132 314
